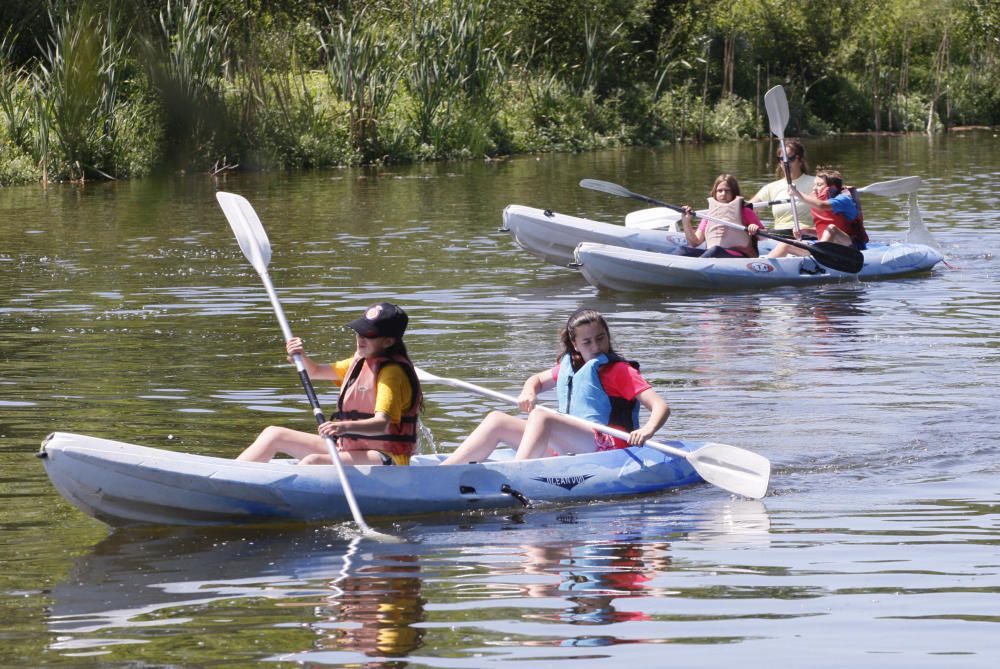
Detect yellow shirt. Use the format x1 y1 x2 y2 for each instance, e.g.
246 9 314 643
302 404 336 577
752 173 814 231
333 357 413 424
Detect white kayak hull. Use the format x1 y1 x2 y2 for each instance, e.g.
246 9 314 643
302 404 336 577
502 204 689 266
38 432 704 527
502 204 782 267
573 241 944 291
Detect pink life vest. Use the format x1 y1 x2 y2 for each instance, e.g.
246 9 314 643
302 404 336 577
336 354 422 460
703 196 756 257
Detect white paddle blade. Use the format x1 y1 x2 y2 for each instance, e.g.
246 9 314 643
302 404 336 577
624 207 682 230
859 176 922 198
905 193 942 249
764 85 789 138
216 192 272 272
687 442 770 499
414 367 438 383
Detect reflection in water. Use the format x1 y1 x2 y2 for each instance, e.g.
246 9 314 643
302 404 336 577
45 501 773 662
310 550 426 659
527 539 668 625
46 526 426 663
797 284 870 340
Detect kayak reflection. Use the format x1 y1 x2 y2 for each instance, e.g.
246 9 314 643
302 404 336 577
46 525 426 660
522 537 672 625
46 500 770 661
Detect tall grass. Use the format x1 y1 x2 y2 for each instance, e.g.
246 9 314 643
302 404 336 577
33 3 128 180
0 31 33 152
579 16 626 95
141 0 229 167
405 1 451 148
404 0 508 156
319 5 402 159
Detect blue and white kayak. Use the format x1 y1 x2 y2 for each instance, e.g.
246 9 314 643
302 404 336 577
38 432 704 527
572 241 944 291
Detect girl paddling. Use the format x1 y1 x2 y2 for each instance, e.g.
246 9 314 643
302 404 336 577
751 139 814 239
680 174 765 258
237 302 422 466
441 308 670 464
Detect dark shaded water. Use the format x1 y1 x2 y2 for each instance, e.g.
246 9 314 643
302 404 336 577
2 132 999 667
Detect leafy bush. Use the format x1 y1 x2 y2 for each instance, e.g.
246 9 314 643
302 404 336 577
701 95 756 140
0 138 39 184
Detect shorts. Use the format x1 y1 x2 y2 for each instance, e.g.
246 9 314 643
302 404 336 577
594 430 622 452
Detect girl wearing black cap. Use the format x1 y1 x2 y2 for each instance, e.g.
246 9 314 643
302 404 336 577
237 302 422 466
441 308 670 465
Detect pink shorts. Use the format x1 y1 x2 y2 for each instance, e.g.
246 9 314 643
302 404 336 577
594 430 622 452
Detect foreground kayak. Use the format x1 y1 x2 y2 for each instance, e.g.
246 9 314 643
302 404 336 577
38 432 704 527
573 241 944 291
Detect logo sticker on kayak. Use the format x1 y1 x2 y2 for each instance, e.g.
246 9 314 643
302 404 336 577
533 474 594 491
747 261 774 273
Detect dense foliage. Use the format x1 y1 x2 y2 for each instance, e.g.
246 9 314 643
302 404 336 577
0 0 997 183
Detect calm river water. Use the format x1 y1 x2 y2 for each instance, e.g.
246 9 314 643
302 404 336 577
2 132 999 668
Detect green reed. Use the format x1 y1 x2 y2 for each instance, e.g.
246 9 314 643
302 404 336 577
32 3 128 180
319 4 402 159
0 31 33 153
403 0 508 156
141 0 229 167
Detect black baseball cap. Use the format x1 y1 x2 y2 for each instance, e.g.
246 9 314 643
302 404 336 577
347 302 409 339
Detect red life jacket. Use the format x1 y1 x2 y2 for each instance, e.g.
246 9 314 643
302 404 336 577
812 186 869 245
336 354 422 461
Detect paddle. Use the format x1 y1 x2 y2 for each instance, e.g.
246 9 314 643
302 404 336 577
216 191 396 542
414 367 770 500
855 176 940 248
579 179 865 273
764 85 802 237
858 176 921 197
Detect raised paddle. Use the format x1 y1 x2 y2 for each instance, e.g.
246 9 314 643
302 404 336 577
858 176 922 197
764 84 802 237
216 191 397 542
414 367 770 500
854 175 939 248
579 178 865 273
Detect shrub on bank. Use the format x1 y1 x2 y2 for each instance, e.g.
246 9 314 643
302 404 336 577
0 138 39 185
1 0 997 183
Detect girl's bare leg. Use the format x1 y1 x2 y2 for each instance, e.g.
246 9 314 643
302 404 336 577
767 241 809 258
514 411 597 460
821 226 853 246
236 425 326 462
440 411 527 465
299 450 386 466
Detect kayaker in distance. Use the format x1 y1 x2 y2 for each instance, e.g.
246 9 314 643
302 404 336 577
679 174 765 259
750 139 815 239
236 302 423 466
767 169 870 258
440 308 670 465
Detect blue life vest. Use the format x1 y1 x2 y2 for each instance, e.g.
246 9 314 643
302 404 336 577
556 353 640 431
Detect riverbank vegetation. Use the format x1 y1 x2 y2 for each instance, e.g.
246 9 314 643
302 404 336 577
1 0 997 184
